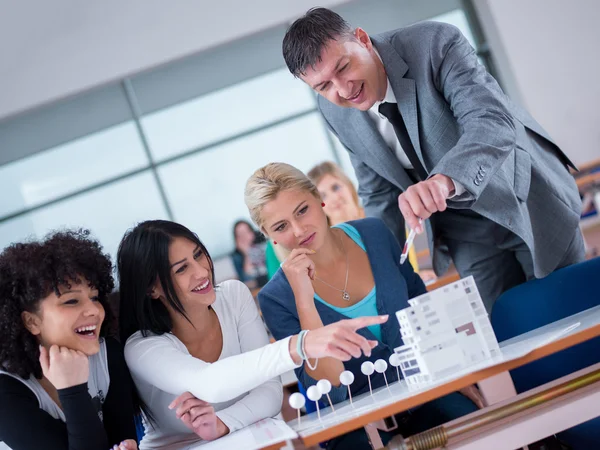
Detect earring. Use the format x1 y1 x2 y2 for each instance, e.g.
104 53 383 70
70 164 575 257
321 202 326 207
273 241 277 245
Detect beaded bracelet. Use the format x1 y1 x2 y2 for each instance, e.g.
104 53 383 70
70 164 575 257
301 330 319 370
296 330 308 361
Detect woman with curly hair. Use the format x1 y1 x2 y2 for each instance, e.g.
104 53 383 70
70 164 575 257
117 220 387 450
0 230 139 450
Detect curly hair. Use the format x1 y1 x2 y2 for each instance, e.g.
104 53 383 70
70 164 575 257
0 229 115 379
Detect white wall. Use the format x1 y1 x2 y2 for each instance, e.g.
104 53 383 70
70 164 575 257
0 0 347 120
475 0 600 164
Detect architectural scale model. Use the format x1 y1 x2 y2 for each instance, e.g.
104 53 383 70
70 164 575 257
394 276 500 387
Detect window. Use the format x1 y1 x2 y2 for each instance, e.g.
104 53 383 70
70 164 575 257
328 130 359 188
0 122 147 217
159 113 335 256
140 69 316 162
0 172 169 260
405 367 422 377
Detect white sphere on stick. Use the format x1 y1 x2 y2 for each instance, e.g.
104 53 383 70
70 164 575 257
340 370 355 386
289 392 306 409
389 354 401 367
374 359 388 373
316 379 332 395
361 361 375 376
306 385 322 402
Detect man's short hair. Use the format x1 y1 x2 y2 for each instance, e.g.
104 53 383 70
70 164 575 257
283 7 353 78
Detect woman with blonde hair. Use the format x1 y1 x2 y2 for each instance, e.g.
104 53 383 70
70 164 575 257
307 161 364 225
245 162 477 450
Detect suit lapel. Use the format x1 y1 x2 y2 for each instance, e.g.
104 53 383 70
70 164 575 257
372 37 426 170
349 109 415 191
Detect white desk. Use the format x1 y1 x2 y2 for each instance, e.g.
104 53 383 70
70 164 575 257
188 418 296 450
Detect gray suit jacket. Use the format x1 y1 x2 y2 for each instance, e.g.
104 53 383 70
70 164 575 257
318 21 581 278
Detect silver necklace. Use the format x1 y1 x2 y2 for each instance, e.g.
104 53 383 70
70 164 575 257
314 232 350 301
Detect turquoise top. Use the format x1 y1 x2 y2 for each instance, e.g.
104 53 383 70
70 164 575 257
314 223 381 340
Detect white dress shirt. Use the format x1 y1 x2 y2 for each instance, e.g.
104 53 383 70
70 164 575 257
125 280 300 450
366 50 466 197
367 79 414 169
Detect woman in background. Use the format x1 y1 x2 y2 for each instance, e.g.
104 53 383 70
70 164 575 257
0 230 139 450
307 161 364 225
308 161 436 284
231 220 268 288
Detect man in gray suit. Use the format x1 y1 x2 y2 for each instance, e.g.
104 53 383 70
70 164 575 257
282 8 584 310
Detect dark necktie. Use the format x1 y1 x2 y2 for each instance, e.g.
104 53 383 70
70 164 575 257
378 102 428 181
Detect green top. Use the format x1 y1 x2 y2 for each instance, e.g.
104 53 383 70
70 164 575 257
265 240 281 279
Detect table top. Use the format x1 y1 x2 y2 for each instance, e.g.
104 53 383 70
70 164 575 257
288 305 600 446
188 418 295 450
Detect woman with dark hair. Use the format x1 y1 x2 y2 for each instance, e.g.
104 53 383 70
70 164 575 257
117 220 387 449
231 219 268 287
0 230 139 450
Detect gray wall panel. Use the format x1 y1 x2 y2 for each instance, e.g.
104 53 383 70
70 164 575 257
0 83 132 167
130 26 289 116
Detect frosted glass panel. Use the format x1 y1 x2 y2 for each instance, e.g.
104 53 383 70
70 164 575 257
141 69 317 161
0 122 148 217
159 113 335 258
328 131 360 190
0 172 169 260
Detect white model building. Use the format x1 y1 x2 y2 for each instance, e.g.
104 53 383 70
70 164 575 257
394 276 500 388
